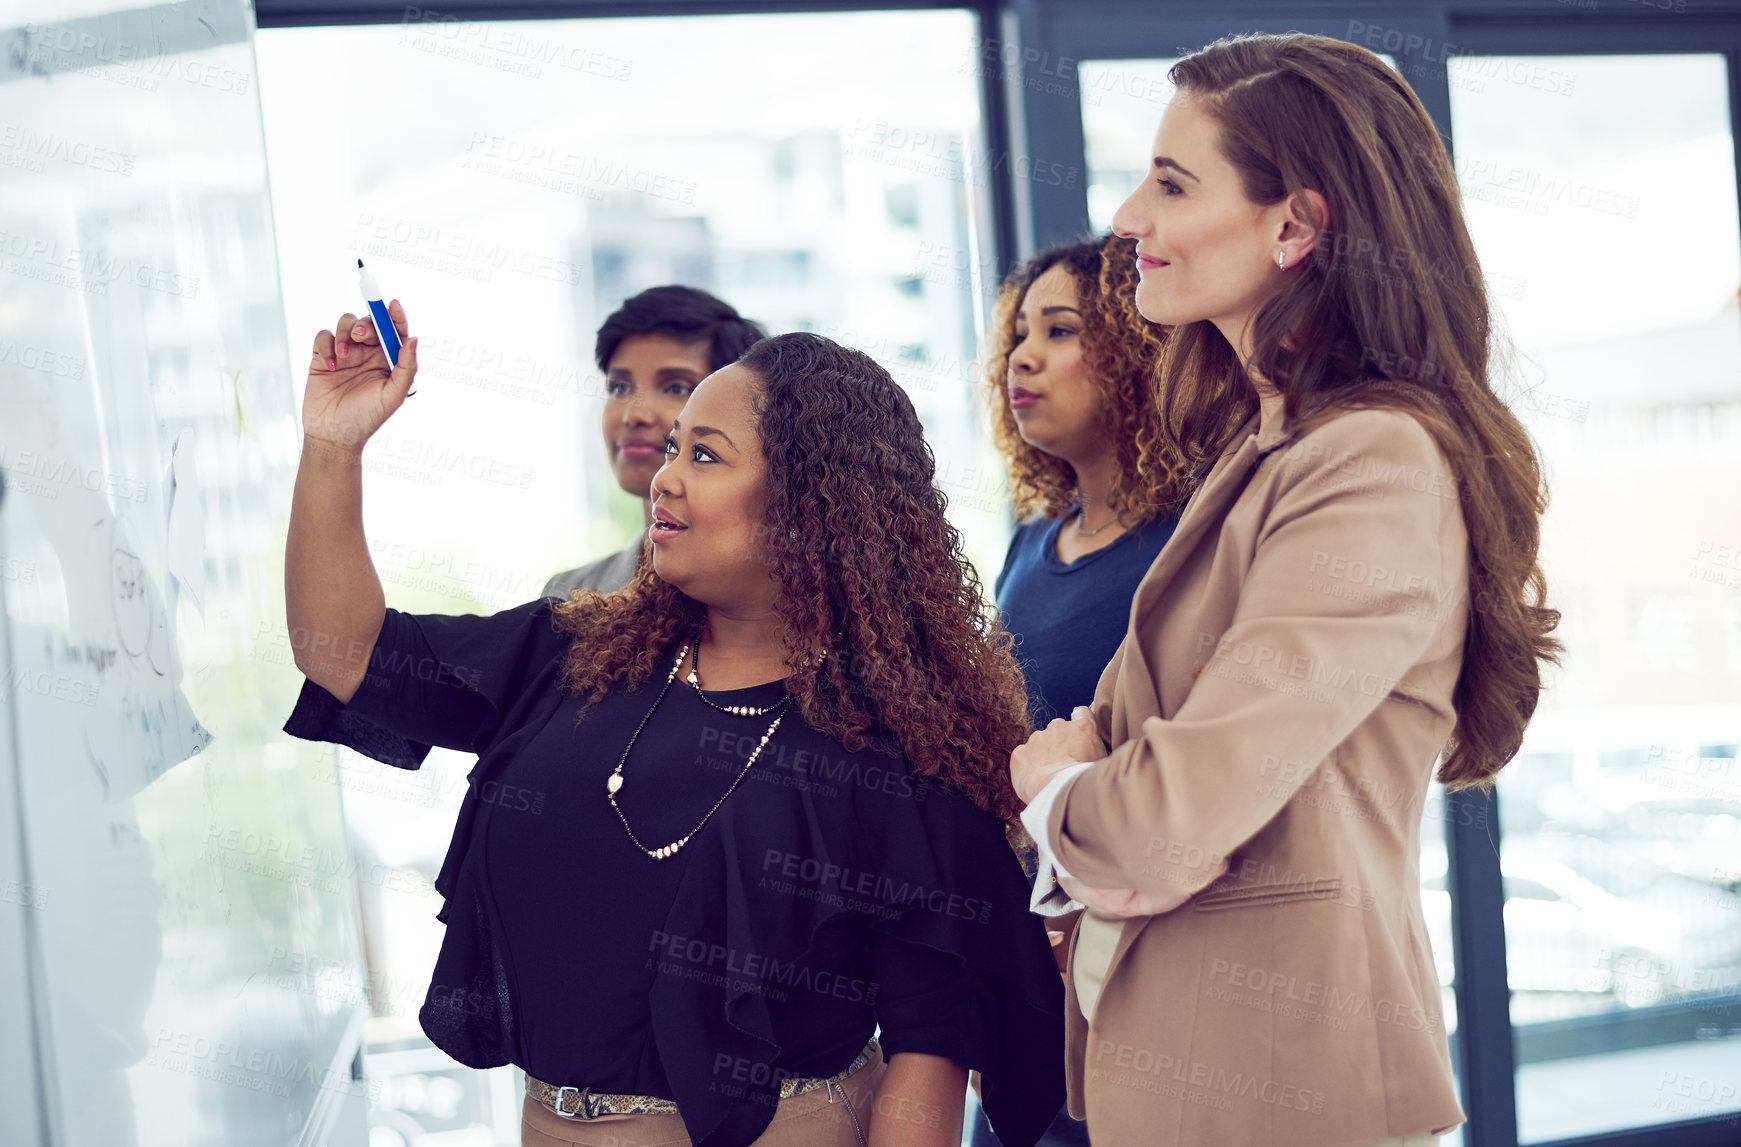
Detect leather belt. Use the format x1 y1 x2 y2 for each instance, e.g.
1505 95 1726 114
527 1038 880 1121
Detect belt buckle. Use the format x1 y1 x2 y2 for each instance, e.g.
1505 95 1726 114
551 1084 595 1119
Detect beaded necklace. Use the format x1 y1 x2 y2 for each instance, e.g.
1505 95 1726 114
604 643 790 860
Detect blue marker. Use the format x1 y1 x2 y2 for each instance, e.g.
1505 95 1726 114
357 259 403 367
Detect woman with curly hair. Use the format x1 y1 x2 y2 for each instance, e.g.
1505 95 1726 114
282 318 1065 1147
973 239 1188 1147
987 234 1191 734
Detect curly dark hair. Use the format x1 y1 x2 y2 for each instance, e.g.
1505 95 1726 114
552 332 1033 825
983 233 1190 521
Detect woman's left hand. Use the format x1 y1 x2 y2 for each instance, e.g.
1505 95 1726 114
1014 707 1212 918
1011 707 1106 804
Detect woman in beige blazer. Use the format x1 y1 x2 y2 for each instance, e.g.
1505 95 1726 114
1010 33 1562 1147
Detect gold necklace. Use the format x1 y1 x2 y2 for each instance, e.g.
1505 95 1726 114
605 644 788 860
1074 504 1120 536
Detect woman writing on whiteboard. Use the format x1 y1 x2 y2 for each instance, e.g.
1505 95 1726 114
1010 34 1560 1146
283 320 1064 1147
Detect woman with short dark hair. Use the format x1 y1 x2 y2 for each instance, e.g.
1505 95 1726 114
545 285 767 598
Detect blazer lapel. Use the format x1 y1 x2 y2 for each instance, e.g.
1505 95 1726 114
1107 419 1272 738
1130 437 1264 622
1096 417 1287 977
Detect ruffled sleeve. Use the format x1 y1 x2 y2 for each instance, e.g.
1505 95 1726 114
863 783 1068 1147
281 597 569 769
281 596 573 961
651 750 1067 1147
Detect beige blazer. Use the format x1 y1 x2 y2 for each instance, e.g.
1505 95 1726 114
1043 391 1469 1145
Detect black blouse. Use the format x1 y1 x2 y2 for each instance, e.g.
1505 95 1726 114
283 599 1065 1147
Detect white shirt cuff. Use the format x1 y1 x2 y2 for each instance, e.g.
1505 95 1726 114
1020 761 1095 917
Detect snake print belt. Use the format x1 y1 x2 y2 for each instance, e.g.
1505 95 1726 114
527 1038 881 1120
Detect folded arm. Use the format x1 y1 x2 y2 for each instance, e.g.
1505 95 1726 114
1035 413 1466 908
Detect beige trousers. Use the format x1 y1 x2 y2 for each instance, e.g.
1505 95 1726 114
521 1050 887 1147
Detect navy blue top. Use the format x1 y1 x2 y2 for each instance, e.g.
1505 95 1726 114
995 510 1179 729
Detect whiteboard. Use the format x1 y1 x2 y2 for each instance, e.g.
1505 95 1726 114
0 2 370 1145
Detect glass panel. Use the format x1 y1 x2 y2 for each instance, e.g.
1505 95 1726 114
255 12 999 1143
1081 59 1178 234
1419 783 1466 1147
1449 52 1741 1142
0 2 367 1145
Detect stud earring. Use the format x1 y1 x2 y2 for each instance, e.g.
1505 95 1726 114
1277 251 1287 270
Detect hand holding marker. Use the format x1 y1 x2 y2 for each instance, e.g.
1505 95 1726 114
299 265 418 455
357 259 411 394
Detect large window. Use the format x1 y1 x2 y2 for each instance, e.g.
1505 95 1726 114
1447 52 1741 1143
256 10 1005 1143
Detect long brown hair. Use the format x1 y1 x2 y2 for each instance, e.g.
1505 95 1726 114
553 333 1032 824
1163 33 1561 787
984 234 1189 521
